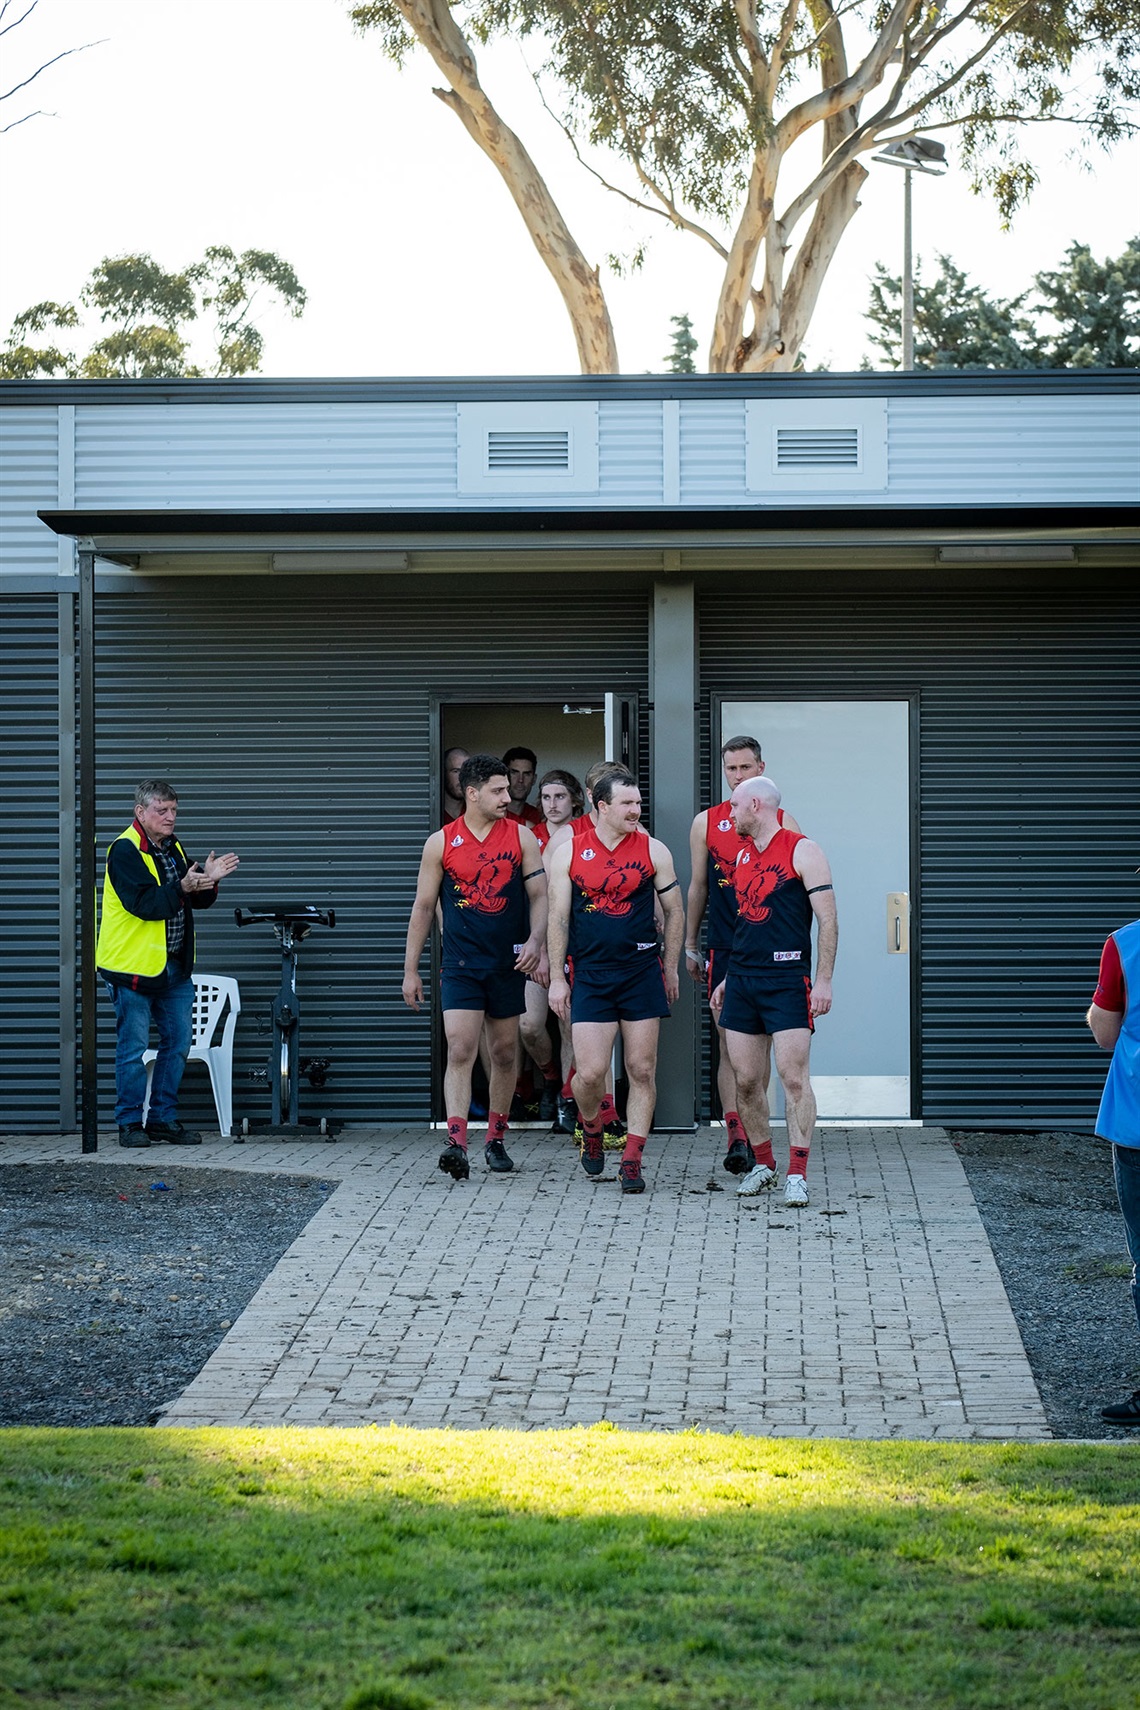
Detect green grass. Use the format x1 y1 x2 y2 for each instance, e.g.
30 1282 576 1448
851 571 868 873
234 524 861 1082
1 1426 1137 1709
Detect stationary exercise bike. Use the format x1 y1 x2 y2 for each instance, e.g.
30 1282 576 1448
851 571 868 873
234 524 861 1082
234 903 336 1136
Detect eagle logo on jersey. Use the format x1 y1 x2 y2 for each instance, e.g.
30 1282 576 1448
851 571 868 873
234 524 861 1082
451 854 516 914
579 853 652 917
734 851 789 923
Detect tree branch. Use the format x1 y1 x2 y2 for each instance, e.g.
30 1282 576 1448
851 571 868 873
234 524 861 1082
393 0 618 371
528 70 730 262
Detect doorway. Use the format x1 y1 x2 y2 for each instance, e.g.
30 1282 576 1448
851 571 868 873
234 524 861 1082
718 698 916 1121
431 696 640 1121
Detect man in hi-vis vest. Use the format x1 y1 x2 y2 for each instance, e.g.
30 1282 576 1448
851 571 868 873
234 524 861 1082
97 780 239 1147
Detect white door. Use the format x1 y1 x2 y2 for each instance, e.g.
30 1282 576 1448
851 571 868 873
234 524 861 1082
720 700 912 1120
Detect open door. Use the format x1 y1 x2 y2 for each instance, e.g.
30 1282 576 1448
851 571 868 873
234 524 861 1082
719 698 915 1121
430 694 641 1122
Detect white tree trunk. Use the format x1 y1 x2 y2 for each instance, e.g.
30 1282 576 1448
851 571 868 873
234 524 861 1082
397 0 619 373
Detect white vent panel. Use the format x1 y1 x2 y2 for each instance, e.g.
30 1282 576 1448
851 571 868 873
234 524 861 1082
747 399 888 491
487 429 570 471
458 402 599 494
776 426 860 469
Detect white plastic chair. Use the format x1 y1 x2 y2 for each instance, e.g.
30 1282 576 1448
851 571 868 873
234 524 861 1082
142 973 241 1137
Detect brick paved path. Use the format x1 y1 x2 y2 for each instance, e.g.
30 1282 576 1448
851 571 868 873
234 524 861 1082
1 1126 1048 1438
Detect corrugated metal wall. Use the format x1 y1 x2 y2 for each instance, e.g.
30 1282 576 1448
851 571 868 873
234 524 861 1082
85 573 650 1130
698 576 1140 1128
1 595 64 1126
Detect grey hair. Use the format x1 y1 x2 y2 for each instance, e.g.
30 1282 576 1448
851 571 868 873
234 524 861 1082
735 775 781 809
135 779 178 810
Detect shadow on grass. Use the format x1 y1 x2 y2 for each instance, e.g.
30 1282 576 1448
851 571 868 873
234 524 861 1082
1 1427 1138 1710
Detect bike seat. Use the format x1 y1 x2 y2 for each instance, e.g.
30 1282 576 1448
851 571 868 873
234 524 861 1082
234 904 336 929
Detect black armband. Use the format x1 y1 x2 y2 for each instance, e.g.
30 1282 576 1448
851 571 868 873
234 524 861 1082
655 880 679 896
807 884 833 896
522 869 545 882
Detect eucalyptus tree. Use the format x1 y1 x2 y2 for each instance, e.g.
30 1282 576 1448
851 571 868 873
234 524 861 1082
351 0 1138 372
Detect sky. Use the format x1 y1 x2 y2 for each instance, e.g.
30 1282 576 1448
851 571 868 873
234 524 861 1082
1 0 1137 377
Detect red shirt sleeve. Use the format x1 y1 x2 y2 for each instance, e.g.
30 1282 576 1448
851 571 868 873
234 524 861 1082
1093 935 1125 1012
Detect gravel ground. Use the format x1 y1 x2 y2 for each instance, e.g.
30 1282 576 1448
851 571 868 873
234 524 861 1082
0 1135 1137 1437
952 1130 1140 1440
0 1162 334 1427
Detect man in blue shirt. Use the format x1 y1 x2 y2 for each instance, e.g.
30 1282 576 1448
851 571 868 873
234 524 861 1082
1087 916 1140 1426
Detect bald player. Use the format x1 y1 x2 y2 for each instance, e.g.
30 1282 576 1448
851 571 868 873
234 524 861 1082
685 734 801 1182
711 775 837 1208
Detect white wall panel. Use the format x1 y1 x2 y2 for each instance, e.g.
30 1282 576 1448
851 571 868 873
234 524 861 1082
0 407 58 572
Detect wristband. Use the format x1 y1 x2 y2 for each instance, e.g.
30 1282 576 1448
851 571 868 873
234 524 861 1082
684 948 703 964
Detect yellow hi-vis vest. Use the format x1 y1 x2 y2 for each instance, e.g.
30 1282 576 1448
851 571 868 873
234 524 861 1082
95 823 187 979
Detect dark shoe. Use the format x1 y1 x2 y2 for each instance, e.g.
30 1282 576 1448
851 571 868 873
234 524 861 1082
438 1143 471 1181
484 1138 514 1173
1101 1389 1140 1425
723 1137 752 1175
603 1117 627 1151
467 1099 488 1120
145 1119 201 1145
118 1125 150 1148
580 1126 605 1177
618 1158 646 1194
510 1091 538 1121
552 1095 578 1136
537 1080 559 1122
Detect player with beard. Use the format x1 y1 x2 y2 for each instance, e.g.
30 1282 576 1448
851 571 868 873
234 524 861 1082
547 769 683 1194
404 753 548 1180
519 768 584 1125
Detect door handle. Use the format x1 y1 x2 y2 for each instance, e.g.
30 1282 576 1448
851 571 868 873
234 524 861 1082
887 891 909 954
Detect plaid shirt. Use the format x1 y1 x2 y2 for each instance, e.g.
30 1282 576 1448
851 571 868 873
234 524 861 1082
152 838 186 957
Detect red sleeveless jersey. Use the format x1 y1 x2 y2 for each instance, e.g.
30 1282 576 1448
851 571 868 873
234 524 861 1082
731 826 811 975
706 802 785 949
568 823 658 968
440 815 528 969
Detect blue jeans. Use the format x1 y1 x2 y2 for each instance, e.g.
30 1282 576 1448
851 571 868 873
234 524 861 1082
1113 1144 1140 1341
105 962 194 1127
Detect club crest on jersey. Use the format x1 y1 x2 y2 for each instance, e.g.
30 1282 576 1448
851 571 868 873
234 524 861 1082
580 847 597 860
450 834 464 846
718 819 733 832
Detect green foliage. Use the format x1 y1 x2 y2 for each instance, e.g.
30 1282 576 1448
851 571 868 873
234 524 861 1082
866 238 1140 369
352 1 1140 371
0 1426 1137 1708
0 247 306 380
664 312 698 373
1033 236 1140 367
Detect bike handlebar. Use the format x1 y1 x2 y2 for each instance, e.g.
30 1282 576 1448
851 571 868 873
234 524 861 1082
234 905 336 930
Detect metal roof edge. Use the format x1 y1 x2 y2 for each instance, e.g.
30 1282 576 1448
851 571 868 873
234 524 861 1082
37 503 1140 539
5 370 1140 406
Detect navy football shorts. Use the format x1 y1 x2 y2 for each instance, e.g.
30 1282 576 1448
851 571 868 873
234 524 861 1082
441 966 527 1018
718 971 814 1037
571 959 670 1025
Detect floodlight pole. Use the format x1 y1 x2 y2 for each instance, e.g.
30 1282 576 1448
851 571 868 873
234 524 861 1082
902 167 914 371
871 137 947 373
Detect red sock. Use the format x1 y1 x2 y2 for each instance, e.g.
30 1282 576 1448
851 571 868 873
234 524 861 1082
599 1094 619 1124
788 1145 810 1177
561 1076 576 1100
725 1110 747 1145
753 1138 776 1170
486 1110 510 1144
446 1116 468 1150
581 1112 603 1143
622 1132 646 1163
541 1061 559 1083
